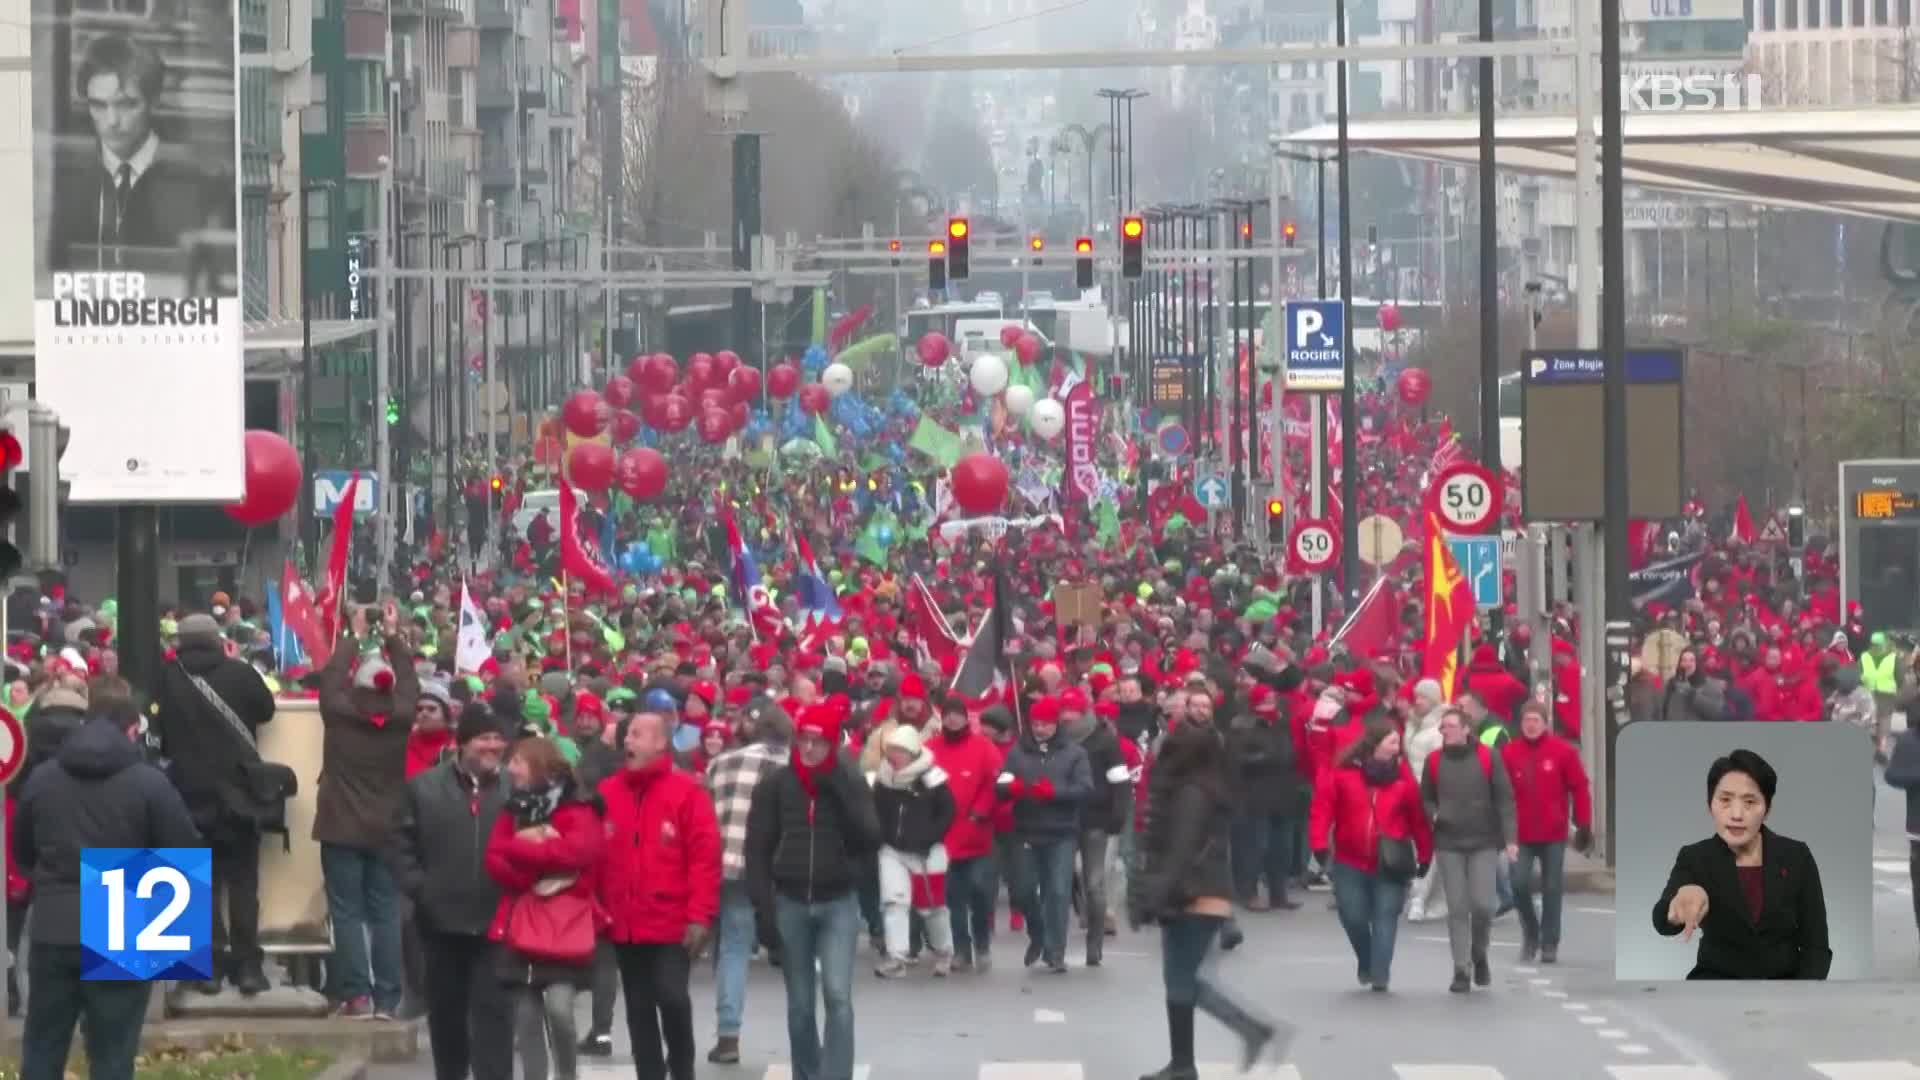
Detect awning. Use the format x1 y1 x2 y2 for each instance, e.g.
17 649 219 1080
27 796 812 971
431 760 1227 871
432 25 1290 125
243 318 378 354
1285 106 1920 224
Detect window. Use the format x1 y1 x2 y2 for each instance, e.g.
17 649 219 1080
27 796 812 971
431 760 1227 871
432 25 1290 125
1292 61 1308 79
1831 0 1844 21
1785 0 1798 27
344 179 380 235
1809 0 1821 26
1851 0 1865 25
306 187 332 250
302 72 329 134
1873 0 1887 21
1762 0 1776 28
344 61 386 117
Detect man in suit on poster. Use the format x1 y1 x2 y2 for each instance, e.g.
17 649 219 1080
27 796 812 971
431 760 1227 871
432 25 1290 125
50 32 219 272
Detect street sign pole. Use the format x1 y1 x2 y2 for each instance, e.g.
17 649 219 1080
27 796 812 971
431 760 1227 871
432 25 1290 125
1309 396 1324 636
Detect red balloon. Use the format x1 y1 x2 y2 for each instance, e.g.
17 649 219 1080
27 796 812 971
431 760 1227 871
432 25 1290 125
657 394 694 433
568 442 616 493
562 390 609 438
1396 366 1432 407
728 364 762 403
714 350 741 379
698 387 731 416
610 409 643 444
686 353 716 389
603 375 636 409
730 401 751 433
916 333 951 368
1014 333 1043 367
767 363 801 399
626 355 650 384
533 435 563 466
797 383 831 415
225 430 302 526
618 447 669 501
999 325 1024 349
639 354 678 394
950 453 1009 515
696 408 731 445
1379 303 1402 334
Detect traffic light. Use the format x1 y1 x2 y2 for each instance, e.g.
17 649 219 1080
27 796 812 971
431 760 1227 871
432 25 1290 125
385 394 400 425
1120 215 1144 279
1239 220 1253 241
1029 234 1044 267
0 428 20 579
1074 236 1094 290
888 238 902 267
1282 220 1298 246
946 217 970 280
490 474 504 493
1787 506 1806 548
1266 497 1285 545
928 238 948 290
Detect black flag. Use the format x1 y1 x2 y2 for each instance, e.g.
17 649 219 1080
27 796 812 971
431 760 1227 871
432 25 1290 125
952 564 1013 699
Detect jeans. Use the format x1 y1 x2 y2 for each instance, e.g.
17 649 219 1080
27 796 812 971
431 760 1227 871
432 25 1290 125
1013 837 1077 965
588 940 619 1036
774 891 861 1080
1230 812 1299 904
421 931 513 1080
1435 849 1498 971
1078 829 1111 956
1160 914 1222 1006
322 842 404 1011
514 982 581 1080
1909 840 1920 933
945 854 998 962
989 833 1024 924
713 880 758 1037
1510 840 1567 947
207 817 263 979
857 852 883 940
19 943 152 1080
614 943 696 1080
1495 855 1516 913
1330 862 1408 987
878 847 953 960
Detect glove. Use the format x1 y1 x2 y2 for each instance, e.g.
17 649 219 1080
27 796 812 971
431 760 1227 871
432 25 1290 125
1031 778 1057 802
1001 776 1026 800
1416 862 1431 880
1573 827 1594 854
682 923 711 958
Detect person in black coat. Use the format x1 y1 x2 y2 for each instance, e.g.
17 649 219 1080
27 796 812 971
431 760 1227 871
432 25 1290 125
1883 725 1920 943
1225 679 1306 911
151 612 278 994
1653 748 1831 980
1129 724 1283 1080
16 703 201 1080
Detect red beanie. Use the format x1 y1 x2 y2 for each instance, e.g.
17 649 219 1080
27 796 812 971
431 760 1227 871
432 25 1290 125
1029 696 1061 724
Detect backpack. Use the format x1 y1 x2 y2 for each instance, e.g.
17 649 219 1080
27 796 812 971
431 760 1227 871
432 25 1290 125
1422 742 1495 789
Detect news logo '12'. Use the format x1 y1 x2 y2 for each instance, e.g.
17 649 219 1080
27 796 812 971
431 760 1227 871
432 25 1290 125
80 848 213 981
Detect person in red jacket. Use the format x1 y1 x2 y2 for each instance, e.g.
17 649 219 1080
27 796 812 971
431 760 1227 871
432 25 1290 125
1463 643 1529 724
927 696 1005 972
485 736 605 1080
1549 639 1581 743
1741 647 1824 721
1500 701 1594 965
1308 727 1434 992
596 709 722 1080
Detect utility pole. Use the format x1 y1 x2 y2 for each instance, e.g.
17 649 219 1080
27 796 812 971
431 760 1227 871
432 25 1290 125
1336 0 1359 606
375 155 394 594
483 199 498 560
1266 138 1287 551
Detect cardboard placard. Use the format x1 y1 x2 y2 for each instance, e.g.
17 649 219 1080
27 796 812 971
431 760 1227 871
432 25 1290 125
1054 582 1104 628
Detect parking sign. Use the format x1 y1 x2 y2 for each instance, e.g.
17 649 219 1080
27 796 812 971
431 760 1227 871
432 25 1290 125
1283 300 1346 392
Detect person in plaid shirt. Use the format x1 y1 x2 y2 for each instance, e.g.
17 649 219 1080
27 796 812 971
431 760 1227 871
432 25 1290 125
701 695 794 1065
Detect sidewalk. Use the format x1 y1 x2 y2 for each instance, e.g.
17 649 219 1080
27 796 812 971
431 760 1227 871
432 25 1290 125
1 1016 420 1064
1563 849 1615 895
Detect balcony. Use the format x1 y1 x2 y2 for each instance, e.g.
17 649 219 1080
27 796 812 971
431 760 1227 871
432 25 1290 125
391 0 423 17
521 148 548 184
477 148 517 190
519 68 546 108
477 68 514 112
476 0 514 31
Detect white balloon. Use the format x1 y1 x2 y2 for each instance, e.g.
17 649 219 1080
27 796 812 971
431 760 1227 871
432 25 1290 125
822 362 855 397
1030 397 1066 439
1003 383 1036 416
969 354 1010 397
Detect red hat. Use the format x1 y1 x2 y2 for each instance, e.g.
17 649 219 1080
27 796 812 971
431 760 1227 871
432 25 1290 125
1248 683 1280 716
701 718 733 740
725 685 755 708
898 672 927 700
574 691 606 717
1029 696 1062 724
1057 687 1090 715
796 703 843 744
1333 668 1379 713
1094 700 1119 720
688 680 719 707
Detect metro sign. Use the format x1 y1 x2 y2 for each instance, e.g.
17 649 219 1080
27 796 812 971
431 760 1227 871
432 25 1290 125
312 470 378 517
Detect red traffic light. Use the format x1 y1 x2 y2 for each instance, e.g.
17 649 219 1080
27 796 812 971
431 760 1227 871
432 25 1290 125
1240 221 1253 238
1122 216 1144 240
490 475 504 491
948 217 969 240
1074 237 1093 254
0 432 20 473
887 239 902 253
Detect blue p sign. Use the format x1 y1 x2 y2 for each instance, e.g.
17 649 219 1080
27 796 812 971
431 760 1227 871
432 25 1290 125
80 848 213 981
1295 306 1323 342
1283 299 1347 392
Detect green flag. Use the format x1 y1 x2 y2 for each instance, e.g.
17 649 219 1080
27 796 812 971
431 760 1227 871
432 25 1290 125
813 415 838 455
1095 500 1120 546
835 333 898 370
811 288 828 348
908 418 963 467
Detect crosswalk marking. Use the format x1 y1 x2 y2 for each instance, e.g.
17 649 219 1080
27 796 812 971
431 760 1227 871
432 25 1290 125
1872 860 1909 874
760 1068 872 1080
979 1066 1083 1080
1605 1068 1726 1079
1812 1064 1920 1079
1393 1068 1508 1080
1195 1066 1303 1079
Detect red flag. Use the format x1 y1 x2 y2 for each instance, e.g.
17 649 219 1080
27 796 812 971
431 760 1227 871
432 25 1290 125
827 304 875 350
905 574 963 674
1331 575 1398 660
281 561 331 668
1730 494 1756 546
1420 511 1478 700
559 483 617 595
321 472 359 641
1628 519 1662 570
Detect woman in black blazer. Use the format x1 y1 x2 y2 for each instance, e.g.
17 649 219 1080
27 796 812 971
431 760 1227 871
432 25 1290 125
1652 748 1831 979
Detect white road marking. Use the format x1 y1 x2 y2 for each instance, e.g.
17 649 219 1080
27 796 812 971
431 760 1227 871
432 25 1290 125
1873 860 1910 874
1392 1068 1508 1080
1512 965 1539 974
1579 1015 1608 1025
980 1066 1083 1080
1597 1029 1630 1039
1196 1065 1304 1079
1605 1068 1726 1079
1812 1064 1920 1080
1033 1008 1067 1024
1529 977 1553 986
1617 1045 1653 1056
1562 1001 1591 1012
761 1069 871 1080
1575 906 1617 915
1541 990 1569 999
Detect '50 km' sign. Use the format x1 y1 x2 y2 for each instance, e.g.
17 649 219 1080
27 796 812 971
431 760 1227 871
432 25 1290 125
1288 518 1339 572
1429 461 1503 534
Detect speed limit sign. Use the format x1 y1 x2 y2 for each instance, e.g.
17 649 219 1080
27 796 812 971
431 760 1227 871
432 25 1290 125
1289 518 1340 572
1430 460 1503 534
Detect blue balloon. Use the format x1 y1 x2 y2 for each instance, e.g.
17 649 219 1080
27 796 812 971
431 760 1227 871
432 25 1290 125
644 688 678 712
803 345 829 372
672 722 701 753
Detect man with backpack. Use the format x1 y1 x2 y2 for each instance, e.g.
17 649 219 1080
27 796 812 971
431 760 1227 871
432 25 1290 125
1419 706 1517 994
151 612 279 996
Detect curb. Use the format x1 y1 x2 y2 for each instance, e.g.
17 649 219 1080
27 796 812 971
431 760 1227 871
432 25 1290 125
0 1018 423 1064
1565 865 1616 895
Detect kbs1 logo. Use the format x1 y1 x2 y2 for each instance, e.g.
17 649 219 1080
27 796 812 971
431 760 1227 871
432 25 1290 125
1622 73 1765 112
80 848 213 980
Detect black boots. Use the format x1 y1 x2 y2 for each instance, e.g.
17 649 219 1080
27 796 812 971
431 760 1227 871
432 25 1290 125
1140 1001 1200 1080
1197 981 1280 1072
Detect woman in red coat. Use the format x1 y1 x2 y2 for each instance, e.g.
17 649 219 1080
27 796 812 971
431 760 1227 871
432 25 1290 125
1309 726 1434 993
485 737 605 1080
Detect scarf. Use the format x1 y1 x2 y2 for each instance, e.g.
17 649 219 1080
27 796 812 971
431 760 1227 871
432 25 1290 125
791 745 835 803
1360 756 1402 785
404 728 453 779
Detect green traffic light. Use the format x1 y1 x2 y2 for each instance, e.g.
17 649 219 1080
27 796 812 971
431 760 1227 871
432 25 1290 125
385 396 400 425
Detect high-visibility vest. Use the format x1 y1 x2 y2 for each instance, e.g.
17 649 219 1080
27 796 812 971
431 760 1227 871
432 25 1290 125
1861 651 1899 695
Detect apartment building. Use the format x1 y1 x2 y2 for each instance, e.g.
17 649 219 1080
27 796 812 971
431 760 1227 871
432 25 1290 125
1748 0 1916 103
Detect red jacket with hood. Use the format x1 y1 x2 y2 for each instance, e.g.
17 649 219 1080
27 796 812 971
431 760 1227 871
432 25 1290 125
1463 644 1529 722
926 728 1004 861
596 759 722 944
1500 732 1592 844
1308 758 1434 874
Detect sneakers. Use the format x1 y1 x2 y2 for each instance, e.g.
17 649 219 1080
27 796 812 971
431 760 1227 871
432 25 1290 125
1045 959 1069 974
950 956 975 975
1246 896 1272 913
1540 944 1559 964
1472 955 1491 987
932 951 953 977
1449 969 1471 994
1219 922 1244 951
707 1036 741 1064
233 970 271 997
1406 902 1426 923
332 995 373 1019
874 958 909 979
1520 937 1539 963
578 1032 614 1057
974 948 993 973
1024 940 1044 968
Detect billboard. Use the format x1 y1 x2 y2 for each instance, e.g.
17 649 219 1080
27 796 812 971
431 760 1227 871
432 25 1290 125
30 0 245 504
